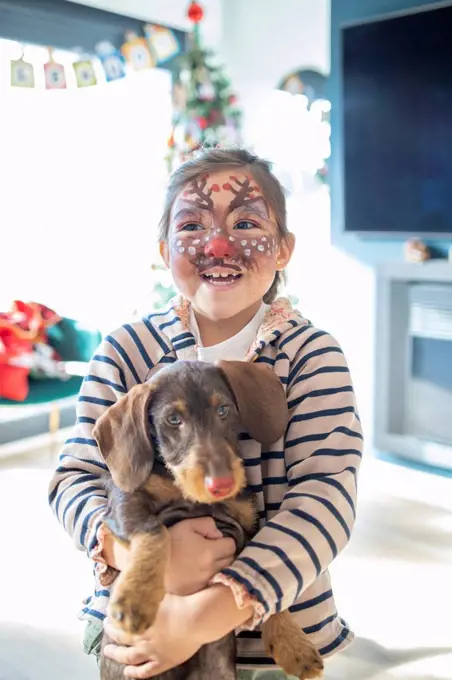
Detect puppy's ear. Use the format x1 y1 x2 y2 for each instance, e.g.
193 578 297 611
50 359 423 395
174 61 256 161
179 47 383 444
93 383 156 492
217 361 288 446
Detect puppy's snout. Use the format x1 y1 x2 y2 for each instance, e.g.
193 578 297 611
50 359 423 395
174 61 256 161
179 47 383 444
205 475 235 499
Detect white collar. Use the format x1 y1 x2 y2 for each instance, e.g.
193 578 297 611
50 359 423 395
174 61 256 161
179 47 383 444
189 303 269 363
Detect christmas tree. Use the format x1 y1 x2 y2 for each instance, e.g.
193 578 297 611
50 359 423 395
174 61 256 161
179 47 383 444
167 1 242 171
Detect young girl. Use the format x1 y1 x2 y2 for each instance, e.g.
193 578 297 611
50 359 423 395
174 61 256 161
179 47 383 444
49 148 362 679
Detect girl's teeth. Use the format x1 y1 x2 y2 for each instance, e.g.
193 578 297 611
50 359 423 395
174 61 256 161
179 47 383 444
202 272 241 285
205 273 238 279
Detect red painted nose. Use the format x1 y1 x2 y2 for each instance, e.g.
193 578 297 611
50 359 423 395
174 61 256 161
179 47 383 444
205 476 235 498
204 235 233 259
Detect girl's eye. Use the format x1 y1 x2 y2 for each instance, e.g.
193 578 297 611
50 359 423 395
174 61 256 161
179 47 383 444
180 222 204 232
166 414 183 427
217 405 230 419
234 220 260 231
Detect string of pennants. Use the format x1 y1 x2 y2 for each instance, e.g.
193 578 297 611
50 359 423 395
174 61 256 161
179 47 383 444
10 24 182 89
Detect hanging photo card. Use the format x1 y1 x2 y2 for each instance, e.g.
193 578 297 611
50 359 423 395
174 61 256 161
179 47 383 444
144 24 180 64
73 59 97 88
44 61 67 89
121 32 154 71
11 57 35 88
96 41 126 82
44 51 67 90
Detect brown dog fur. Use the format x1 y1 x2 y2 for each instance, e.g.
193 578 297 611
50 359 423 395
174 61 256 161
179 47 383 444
93 360 324 680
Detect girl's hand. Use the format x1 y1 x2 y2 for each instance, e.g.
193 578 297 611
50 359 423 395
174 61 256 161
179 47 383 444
103 585 255 678
103 516 236 587
165 517 236 595
103 593 203 678
102 529 131 571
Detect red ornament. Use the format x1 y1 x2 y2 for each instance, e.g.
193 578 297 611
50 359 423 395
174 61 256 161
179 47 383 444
187 1 204 23
198 117 208 130
228 94 237 105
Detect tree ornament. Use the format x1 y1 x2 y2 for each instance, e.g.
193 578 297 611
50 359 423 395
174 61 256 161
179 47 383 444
187 1 204 24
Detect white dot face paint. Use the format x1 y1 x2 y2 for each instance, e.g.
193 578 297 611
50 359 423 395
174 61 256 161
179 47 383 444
171 229 278 271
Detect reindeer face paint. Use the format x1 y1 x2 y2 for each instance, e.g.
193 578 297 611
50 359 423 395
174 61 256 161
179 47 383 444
169 173 278 273
166 170 283 319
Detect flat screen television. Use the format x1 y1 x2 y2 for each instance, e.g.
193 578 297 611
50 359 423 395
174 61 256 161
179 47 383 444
342 4 452 235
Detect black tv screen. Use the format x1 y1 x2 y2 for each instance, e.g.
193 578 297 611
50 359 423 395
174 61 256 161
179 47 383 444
342 4 452 235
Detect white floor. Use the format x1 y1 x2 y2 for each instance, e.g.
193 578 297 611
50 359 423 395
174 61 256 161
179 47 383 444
0 439 451 680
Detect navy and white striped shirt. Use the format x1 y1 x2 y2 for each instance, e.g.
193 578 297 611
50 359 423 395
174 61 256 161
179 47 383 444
48 296 362 668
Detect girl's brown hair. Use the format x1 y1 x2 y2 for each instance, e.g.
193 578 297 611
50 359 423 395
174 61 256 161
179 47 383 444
158 147 289 304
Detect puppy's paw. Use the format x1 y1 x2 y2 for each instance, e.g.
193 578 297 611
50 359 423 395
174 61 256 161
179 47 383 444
268 636 323 679
262 612 324 680
109 574 164 635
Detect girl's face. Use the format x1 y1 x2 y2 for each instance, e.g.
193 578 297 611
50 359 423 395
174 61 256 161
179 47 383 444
160 170 294 321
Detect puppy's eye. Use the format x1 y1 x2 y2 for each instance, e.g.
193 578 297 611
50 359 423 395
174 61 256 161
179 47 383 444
166 414 182 427
217 405 230 419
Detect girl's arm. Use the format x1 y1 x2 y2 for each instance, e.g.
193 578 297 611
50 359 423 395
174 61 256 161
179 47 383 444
48 329 139 556
210 327 362 629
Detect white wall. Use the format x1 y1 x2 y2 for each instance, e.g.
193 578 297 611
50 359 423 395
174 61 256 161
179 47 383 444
220 0 330 140
66 0 223 47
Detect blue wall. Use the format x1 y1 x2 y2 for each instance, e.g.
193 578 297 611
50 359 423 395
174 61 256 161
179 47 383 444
330 0 452 264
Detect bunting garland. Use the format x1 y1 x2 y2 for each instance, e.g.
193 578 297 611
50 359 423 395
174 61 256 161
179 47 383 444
7 22 183 91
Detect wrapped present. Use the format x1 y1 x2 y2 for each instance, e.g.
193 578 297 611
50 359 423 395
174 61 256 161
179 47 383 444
0 301 66 401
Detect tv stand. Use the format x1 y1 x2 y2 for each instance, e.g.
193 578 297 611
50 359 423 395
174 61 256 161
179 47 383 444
375 261 452 472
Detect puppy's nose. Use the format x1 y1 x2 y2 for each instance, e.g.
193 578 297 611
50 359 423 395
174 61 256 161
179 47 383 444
205 475 235 499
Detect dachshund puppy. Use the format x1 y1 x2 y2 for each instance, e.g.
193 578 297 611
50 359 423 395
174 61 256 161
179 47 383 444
93 360 324 680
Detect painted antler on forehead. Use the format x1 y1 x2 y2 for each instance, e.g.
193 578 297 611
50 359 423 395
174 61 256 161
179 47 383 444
227 176 265 211
183 176 215 210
